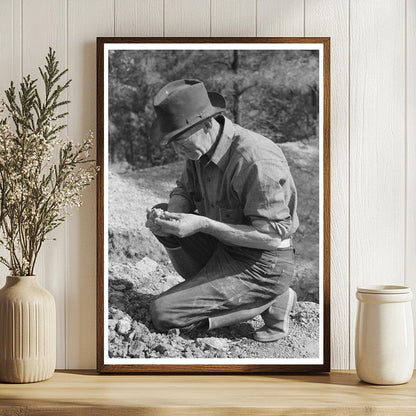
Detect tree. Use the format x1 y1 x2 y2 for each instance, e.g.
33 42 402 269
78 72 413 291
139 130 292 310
108 49 319 169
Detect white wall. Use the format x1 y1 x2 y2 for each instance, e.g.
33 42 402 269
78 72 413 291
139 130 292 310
0 0 414 370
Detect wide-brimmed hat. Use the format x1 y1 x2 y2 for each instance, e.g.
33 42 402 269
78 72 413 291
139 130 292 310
150 79 225 145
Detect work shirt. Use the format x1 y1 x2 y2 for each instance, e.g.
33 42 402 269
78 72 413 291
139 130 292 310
170 115 299 240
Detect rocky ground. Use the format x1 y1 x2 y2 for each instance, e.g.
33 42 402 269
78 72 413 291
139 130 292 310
108 138 320 359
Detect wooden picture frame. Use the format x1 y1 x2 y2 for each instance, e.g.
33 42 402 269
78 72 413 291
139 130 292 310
97 37 330 374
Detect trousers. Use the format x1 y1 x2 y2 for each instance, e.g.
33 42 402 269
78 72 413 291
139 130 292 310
149 207 295 332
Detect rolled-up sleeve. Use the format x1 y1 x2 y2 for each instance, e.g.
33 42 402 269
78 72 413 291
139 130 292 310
232 159 298 239
169 160 196 212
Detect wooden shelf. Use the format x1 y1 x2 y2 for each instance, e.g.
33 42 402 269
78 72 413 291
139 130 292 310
1 370 415 415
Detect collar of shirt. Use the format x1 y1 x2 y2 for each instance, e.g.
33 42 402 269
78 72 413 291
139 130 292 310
200 115 235 171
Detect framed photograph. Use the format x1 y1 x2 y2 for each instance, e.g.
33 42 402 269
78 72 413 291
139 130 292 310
97 37 330 373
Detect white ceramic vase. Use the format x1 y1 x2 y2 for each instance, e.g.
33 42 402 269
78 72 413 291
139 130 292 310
0 275 56 383
355 285 414 385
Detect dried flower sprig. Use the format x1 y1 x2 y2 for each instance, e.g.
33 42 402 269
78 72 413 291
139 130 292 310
0 48 97 276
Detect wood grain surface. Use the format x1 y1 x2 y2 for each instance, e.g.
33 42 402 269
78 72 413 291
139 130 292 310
0 370 415 415
0 0 414 371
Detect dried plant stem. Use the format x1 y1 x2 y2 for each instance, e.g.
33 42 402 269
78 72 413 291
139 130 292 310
0 48 97 276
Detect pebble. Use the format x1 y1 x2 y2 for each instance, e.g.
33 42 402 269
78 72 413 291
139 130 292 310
109 307 125 320
117 317 132 335
129 329 151 344
131 321 151 340
108 329 116 342
183 349 194 358
168 328 180 337
197 337 229 352
129 340 147 357
108 319 118 330
154 343 169 354
108 342 129 358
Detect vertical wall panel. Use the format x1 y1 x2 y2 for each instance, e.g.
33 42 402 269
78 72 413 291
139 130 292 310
350 0 406 369
211 0 256 37
0 0 21 100
406 0 416 364
67 0 114 369
115 0 163 37
0 0 21 287
306 0 350 370
165 0 210 37
22 0 68 369
257 0 304 37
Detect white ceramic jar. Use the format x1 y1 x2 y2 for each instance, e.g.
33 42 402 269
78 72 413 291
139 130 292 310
355 285 414 385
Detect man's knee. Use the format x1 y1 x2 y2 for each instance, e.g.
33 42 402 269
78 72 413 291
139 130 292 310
150 292 205 332
150 295 176 332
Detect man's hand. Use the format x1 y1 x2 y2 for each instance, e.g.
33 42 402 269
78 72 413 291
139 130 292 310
145 208 171 237
154 212 207 238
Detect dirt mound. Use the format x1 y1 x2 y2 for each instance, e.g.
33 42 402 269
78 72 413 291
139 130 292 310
108 260 320 359
108 138 320 359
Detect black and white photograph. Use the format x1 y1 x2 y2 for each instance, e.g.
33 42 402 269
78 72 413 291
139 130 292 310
97 38 330 373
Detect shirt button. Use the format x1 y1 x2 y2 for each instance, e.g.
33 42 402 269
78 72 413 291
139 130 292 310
210 204 215 208
207 177 211 182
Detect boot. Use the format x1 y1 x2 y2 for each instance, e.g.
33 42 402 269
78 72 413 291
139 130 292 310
254 288 297 342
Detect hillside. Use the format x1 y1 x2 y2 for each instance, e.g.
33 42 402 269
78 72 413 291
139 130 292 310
108 139 320 359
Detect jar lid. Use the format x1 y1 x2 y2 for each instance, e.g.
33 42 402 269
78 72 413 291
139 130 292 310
357 285 411 294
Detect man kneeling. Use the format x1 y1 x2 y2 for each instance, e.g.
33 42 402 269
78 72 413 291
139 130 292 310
145 79 299 342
